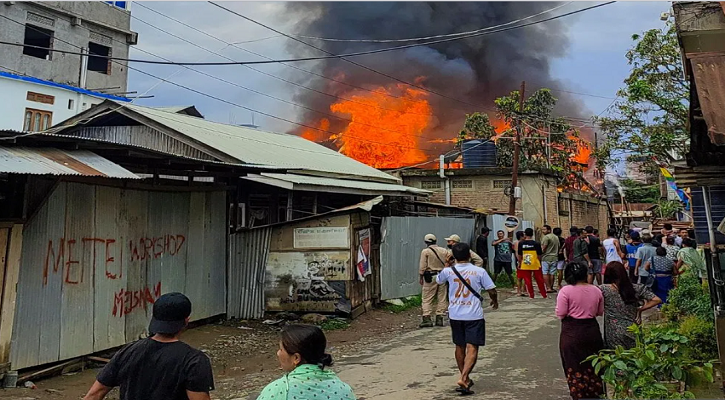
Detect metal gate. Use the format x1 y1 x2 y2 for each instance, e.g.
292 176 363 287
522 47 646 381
379 216 476 300
228 227 272 320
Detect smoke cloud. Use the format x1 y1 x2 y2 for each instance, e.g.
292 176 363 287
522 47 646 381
282 2 587 152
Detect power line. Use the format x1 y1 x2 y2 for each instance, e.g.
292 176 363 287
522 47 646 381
131 1 445 117
123 14 442 149
292 2 573 43
208 1 615 115
2 2 613 68
0 12 440 152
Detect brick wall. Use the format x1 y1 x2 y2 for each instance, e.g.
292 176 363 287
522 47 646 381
402 172 610 236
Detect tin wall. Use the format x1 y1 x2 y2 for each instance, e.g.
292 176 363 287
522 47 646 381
228 227 272 319
11 182 227 369
379 216 476 300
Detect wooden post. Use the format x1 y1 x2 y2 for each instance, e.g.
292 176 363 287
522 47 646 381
509 81 525 216
0 224 23 366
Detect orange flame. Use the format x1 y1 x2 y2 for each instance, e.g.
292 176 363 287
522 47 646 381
570 136 592 166
304 83 432 169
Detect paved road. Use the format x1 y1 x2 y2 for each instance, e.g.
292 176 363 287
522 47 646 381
336 294 571 400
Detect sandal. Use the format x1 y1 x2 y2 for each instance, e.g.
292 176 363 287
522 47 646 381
456 380 475 396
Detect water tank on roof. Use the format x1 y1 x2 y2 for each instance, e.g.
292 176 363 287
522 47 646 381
461 139 497 168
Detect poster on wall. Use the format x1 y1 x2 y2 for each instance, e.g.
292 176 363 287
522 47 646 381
265 251 350 312
356 229 371 281
294 227 350 249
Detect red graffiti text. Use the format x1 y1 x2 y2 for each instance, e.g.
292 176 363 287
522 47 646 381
129 235 186 262
112 282 162 317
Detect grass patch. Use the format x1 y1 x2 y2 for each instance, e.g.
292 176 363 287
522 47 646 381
382 295 422 313
320 318 351 331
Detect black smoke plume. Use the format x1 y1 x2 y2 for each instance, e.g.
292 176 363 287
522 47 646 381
282 2 586 151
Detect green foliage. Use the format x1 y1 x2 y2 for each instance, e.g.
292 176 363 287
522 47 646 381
594 23 689 173
458 89 582 183
654 200 684 219
617 178 660 203
587 324 713 399
382 295 422 313
677 316 718 362
663 273 713 323
320 318 351 331
493 273 515 288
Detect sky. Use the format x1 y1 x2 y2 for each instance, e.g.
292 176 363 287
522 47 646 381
126 1 672 136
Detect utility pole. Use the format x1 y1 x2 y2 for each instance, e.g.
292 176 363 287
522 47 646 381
509 81 525 216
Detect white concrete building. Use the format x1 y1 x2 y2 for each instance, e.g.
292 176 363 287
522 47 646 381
0 71 129 131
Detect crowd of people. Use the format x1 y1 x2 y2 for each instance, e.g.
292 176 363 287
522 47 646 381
79 223 706 400
418 223 706 399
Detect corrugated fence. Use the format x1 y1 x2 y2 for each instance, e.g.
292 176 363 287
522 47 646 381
11 182 227 369
228 227 272 319
380 216 476 300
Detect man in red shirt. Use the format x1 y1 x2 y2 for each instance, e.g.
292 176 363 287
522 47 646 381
563 226 579 264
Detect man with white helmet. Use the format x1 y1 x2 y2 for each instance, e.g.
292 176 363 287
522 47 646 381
419 234 450 328
445 234 484 268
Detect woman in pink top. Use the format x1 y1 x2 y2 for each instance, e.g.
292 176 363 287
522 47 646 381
556 262 604 400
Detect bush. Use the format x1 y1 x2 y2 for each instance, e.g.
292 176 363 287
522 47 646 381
678 316 718 362
320 318 351 331
665 274 712 322
587 324 713 399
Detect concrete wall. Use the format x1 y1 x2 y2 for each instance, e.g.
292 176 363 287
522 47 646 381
401 172 559 229
555 193 609 236
402 170 609 236
0 2 133 90
0 76 104 130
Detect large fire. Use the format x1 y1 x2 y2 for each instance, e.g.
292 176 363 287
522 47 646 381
301 83 432 169
300 82 593 171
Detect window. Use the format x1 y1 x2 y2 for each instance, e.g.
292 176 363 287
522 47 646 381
87 42 111 74
22 108 52 131
493 180 512 189
23 24 53 59
68 99 74 110
452 180 473 189
558 197 569 216
26 91 54 105
421 180 441 190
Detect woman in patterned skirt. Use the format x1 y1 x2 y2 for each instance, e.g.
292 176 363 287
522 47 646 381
556 262 605 399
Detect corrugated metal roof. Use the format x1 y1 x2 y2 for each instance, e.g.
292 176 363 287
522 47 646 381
243 172 429 196
0 147 140 179
120 103 399 183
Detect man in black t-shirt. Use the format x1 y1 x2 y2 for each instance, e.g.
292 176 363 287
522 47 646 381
475 227 491 267
585 225 604 285
83 293 214 400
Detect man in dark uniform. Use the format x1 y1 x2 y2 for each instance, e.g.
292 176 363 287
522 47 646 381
475 227 491 268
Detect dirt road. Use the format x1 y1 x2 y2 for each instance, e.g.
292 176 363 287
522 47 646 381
0 292 564 400
336 294 569 399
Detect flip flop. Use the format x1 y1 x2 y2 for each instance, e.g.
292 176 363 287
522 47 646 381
455 380 474 393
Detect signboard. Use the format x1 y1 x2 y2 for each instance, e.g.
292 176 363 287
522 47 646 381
356 229 371 281
293 227 349 249
504 216 520 232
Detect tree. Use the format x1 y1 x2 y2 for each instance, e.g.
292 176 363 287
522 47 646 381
458 89 583 183
616 178 660 203
594 23 689 175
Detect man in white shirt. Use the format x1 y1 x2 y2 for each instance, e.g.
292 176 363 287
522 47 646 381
436 242 498 395
602 228 625 266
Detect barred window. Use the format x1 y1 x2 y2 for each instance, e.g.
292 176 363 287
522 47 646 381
421 180 441 189
493 180 512 189
452 180 473 189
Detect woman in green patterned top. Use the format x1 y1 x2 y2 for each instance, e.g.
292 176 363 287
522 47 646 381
676 238 706 281
257 324 356 400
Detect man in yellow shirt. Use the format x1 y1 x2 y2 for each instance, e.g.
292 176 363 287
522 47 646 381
516 228 548 299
